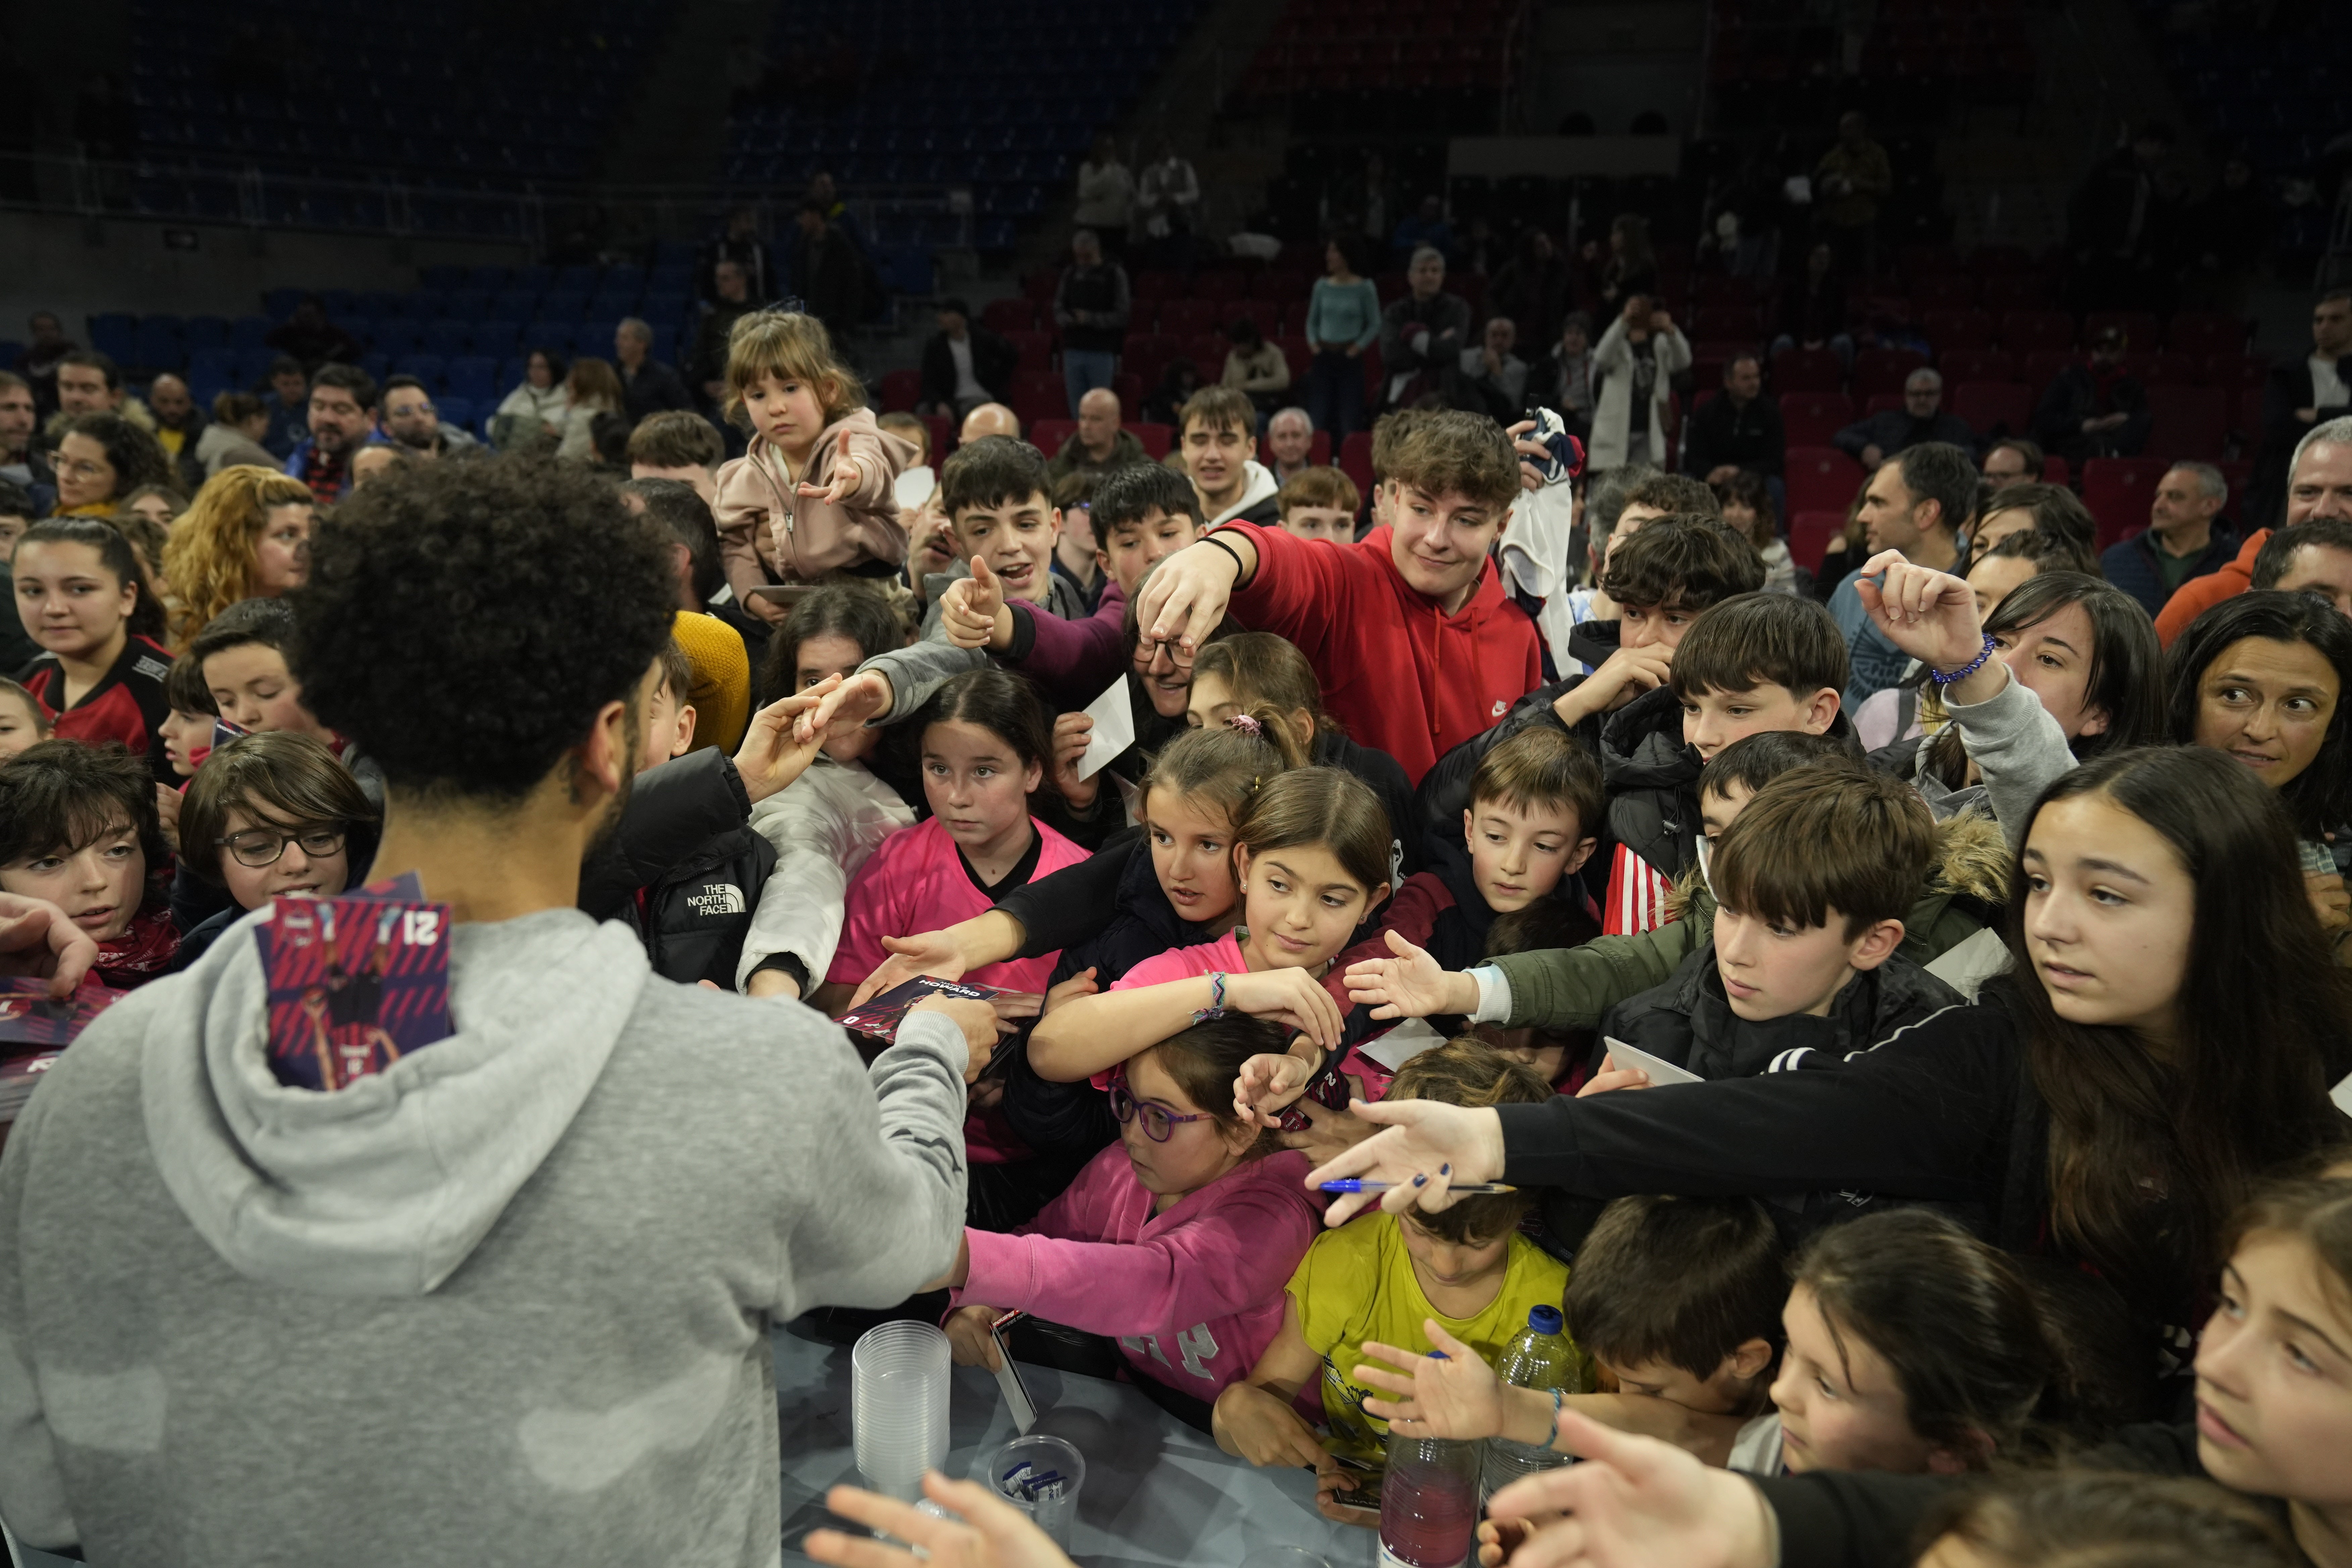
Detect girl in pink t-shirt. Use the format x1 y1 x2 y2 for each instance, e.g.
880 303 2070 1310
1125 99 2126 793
828 670 1089 1000
1028 767 1394 1118
936 1013 1322 1411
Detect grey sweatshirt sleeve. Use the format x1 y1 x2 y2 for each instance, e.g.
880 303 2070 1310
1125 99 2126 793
0 1080 80 1550
780 1010 971 1315
1944 666 2079 848
858 640 991 724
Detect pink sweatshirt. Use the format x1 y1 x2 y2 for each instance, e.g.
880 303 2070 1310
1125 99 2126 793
956 1141 1319 1398
828 816 1090 992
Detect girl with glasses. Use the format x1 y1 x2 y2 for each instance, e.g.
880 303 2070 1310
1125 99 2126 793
172 731 380 971
929 1013 1320 1431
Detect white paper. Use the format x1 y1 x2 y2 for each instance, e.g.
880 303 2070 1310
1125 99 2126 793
1601 1036 1705 1086
990 1329 1038 1434
2332 1071 2352 1120
1361 1017 1449 1072
1075 675 1136 780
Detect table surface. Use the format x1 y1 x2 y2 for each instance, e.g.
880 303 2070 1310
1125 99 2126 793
774 1320 1371 1567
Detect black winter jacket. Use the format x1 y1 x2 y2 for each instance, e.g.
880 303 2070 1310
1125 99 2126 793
577 747 751 921
618 823 779 988
1597 946 1961 1082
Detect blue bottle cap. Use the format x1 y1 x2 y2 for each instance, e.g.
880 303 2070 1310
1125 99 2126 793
1529 1305 1564 1335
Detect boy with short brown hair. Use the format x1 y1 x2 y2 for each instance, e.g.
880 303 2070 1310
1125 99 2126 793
1275 465 1361 543
1178 384 1281 526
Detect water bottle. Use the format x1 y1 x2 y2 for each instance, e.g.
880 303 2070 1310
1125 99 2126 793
1479 1304 1585 1505
1379 1353 1481 1568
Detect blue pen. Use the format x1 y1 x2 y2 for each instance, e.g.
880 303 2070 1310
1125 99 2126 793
1320 1179 1517 1194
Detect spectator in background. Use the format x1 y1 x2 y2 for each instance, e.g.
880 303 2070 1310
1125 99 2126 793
1582 213 1659 318
2067 120 2181 313
918 297 1016 420
50 412 171 518
492 348 570 452
261 356 312 458
1054 229 1131 417
1586 294 1689 472
1304 237 1380 440
1680 352 1784 482
195 392 277 477
1142 360 1200 429
1712 470 1795 594
48 351 151 438
1538 312 1596 444
1981 436 2046 490
1969 480 2098 565
1221 317 1291 425
1834 369 1975 469
878 411 935 513
2032 325 2151 464
1390 195 1455 268
559 359 627 463
145 373 208 492
347 444 411 490
1378 247 1471 412
702 206 773 304
378 377 477 461
2100 461 2236 618
262 295 361 371
1772 241 1852 366
1274 464 1359 542
613 318 694 426
1135 140 1200 270
690 259 760 410
2253 290 2352 528
1074 135 1136 259
1453 315 1528 423
1813 112 1892 275
15 312 75 419
627 410 726 508
1829 443 1973 711
1488 229 1571 359
1332 153 1391 248
1264 407 1315 484
1049 470 1105 612
804 170 867 260
2250 518 2352 616
0 479 38 674
283 365 380 505
0 373 54 502
1046 387 1147 484
961 402 1021 443
790 203 866 363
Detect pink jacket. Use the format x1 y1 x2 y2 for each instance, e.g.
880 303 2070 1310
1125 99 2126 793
713 407 914 596
956 1142 1318 1398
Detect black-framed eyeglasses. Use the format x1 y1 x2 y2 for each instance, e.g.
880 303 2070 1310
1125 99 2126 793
217 825 347 869
1109 1079 1211 1143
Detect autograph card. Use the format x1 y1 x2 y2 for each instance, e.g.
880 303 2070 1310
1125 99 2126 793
257 894 452 1091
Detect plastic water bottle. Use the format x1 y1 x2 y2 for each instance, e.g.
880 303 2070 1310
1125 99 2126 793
1379 1353 1481 1568
1479 1304 1585 1505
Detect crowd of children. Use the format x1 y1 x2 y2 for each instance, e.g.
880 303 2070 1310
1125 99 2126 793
2 301 2351 1568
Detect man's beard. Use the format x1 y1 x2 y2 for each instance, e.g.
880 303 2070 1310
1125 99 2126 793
576 697 644 866
394 426 436 453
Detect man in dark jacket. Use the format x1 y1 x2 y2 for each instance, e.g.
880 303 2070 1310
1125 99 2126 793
1378 247 1472 411
1053 230 1130 418
1680 354 1784 480
614 319 694 425
792 201 866 361
2032 326 2151 463
2252 289 2352 527
1833 369 1976 468
918 298 1018 418
2098 460 2236 617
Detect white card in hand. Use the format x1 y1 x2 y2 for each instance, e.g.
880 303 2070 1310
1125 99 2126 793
1075 674 1136 780
990 1326 1038 1434
1601 1036 1705 1086
1361 1017 1448 1072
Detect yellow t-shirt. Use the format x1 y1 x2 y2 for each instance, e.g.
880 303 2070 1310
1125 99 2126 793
1288 1212 1573 1464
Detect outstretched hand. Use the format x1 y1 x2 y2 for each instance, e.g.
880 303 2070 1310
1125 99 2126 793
941 557 1010 651
1355 1319 1509 1440
1304 1097 1508 1225
734 675 841 804
796 430 869 507
845 929 969 1010
1233 1049 1315 1127
1481 1412 1777 1568
1343 929 1473 1020
1134 536 1248 673
1851 548 1987 673
802 1474 1080 1568
802 668 896 744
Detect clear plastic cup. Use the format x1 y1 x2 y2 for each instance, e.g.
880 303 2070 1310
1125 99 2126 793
982 1434 1085 1547
852 1321 952 1501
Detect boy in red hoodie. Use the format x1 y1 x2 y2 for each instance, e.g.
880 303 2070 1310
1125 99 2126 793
1134 409 1538 785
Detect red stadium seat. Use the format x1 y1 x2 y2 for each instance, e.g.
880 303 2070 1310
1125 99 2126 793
981 298 1036 334
922 413 952 459
1781 390 1854 446
1275 336 1312 382
1032 419 1078 455
1131 422 1173 459
1184 335 1230 376
1938 348 2017 385
2080 458 2171 551
878 369 921 412
2167 313 2251 359
1999 310 2075 353
1195 272 1247 302
2084 311 2162 351
1771 347 1846 394
1339 430 1375 501
1132 272 1183 302
2144 385 2228 464
2022 349 2076 390
1021 268 1060 302
1789 510 1847 574
1923 309 1994 352
2043 454 2069 489
1980 275 2053 311
1309 431 1331 464
1911 275 1977 310
1786 446 1866 516
1003 330 1054 370
1113 372 1145 411
1853 347 1929 398
1160 300 1222 338
1950 381 2034 440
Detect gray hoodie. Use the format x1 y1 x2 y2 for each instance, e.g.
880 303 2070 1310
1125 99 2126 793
0 905 969 1564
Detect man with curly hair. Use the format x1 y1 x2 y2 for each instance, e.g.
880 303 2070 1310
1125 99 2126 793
0 458 986 1561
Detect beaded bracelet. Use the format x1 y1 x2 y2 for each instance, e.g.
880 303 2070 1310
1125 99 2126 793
1928 633 1999 687
1542 1385 1564 1451
1194 971 1229 1024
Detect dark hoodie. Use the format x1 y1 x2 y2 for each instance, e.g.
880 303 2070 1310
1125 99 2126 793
1597 945 1963 1081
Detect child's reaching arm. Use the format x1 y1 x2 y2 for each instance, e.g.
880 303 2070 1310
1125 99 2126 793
1029 965 1344 1083
1344 924 1706 1033
1211 1295 1332 1470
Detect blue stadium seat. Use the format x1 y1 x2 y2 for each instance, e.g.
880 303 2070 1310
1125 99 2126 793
420 265 467 291
184 316 231 351
263 289 305 321
234 348 278 386
447 290 490 320
134 315 186 371
232 315 272 352
650 326 679 365
490 289 539 321
445 357 496 401
90 314 139 365
360 352 391 384
463 264 510 290
541 291 589 321
436 395 475 429
422 319 471 356
470 321 521 359
372 320 422 356
394 354 446 390
187 348 235 386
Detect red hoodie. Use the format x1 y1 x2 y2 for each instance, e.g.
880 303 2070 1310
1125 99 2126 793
1222 522 1542 784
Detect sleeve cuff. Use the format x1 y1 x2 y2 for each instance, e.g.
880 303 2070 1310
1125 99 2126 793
751 951 811 993
1469 965 1513 1024
954 1228 1033 1310
1004 601 1040 661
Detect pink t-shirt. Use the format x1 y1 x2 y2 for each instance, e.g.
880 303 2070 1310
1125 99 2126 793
1111 932 1247 993
828 816 1091 993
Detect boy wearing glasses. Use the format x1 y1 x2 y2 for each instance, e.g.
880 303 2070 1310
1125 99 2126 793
171 731 377 969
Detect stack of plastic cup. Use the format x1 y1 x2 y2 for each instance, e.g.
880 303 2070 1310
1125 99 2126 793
983 1434 1085 1547
852 1321 952 1502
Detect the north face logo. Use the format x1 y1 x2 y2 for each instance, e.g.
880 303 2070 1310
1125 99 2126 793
685 884 746 918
